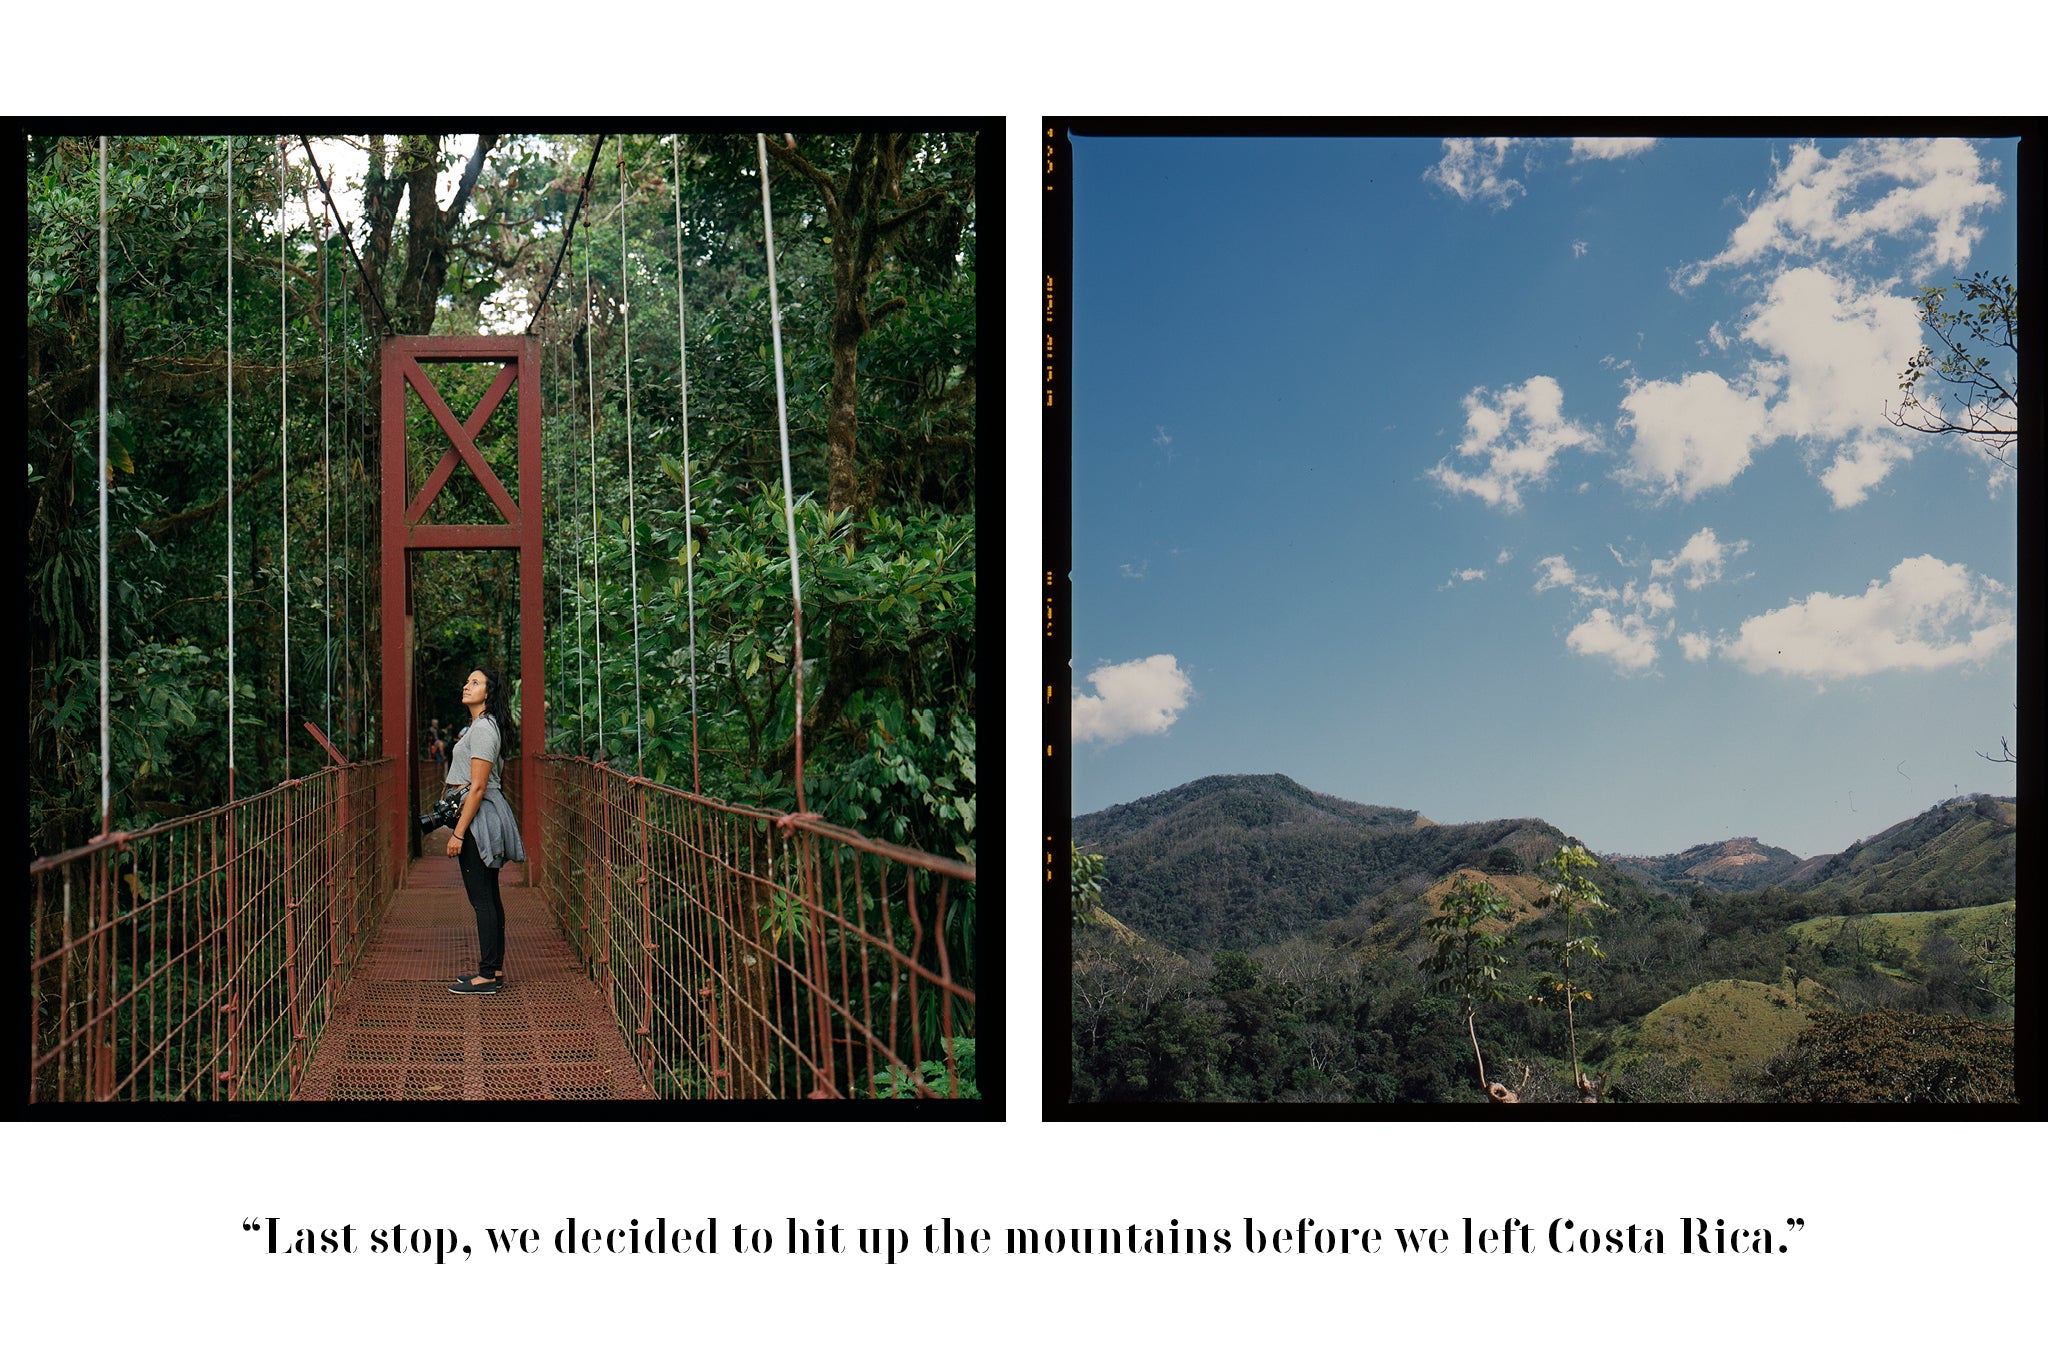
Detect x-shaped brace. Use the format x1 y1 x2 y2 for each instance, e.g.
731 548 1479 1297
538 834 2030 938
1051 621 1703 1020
402 358 522 526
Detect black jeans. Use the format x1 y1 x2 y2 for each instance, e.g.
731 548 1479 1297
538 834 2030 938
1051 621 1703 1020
457 836 506 977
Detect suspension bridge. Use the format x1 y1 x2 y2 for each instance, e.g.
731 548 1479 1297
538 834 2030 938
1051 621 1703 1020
26 133 978 1103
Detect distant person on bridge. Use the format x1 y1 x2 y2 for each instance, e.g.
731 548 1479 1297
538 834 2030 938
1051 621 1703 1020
446 666 526 995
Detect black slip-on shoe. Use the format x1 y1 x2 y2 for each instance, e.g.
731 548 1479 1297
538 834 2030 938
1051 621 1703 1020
449 977 500 995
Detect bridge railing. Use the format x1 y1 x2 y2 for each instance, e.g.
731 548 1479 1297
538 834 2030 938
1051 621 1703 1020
26 757 397 1102
534 756 978 1100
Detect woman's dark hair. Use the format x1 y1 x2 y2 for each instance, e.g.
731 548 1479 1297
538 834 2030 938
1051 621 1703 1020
474 664 517 753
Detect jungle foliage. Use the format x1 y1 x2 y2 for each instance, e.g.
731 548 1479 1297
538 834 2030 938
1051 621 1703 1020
27 132 978 884
1070 776 2017 1105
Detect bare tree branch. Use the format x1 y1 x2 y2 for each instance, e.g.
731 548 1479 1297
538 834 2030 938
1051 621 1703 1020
1889 271 2020 471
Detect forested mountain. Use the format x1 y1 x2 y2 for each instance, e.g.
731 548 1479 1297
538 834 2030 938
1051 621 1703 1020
1783 795 2015 909
1607 836 1801 894
1070 776 2017 1105
1609 796 2014 909
1073 774 1565 951
1074 772 1422 841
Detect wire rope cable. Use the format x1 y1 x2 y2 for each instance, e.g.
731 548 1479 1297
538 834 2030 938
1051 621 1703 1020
341 248 352 757
279 138 291 777
619 144 645 776
573 355 587 756
584 207 603 761
226 136 237 794
322 198 332 749
557 341 585 754
527 133 607 335
756 134 808 813
97 136 110 834
673 135 701 794
297 136 392 338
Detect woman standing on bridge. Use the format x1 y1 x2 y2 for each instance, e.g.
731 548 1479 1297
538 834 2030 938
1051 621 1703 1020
446 665 526 995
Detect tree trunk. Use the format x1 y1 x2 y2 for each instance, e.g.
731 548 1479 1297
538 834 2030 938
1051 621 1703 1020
756 135 970 790
1466 1008 1488 1090
364 133 502 336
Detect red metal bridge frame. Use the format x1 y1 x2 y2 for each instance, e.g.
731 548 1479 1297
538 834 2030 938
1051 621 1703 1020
380 335 544 888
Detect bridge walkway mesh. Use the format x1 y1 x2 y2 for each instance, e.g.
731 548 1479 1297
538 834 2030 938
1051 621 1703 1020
296 828 650 1101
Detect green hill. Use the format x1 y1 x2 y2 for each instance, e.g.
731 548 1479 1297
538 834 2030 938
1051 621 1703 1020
1607 836 1801 894
1069 778 2017 1105
1073 774 1568 952
1784 796 2014 908
1616 978 1819 1092
1074 773 1422 841
1787 902 2014 999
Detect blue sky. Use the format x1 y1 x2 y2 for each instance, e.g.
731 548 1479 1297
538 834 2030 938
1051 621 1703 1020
1069 135 2019 859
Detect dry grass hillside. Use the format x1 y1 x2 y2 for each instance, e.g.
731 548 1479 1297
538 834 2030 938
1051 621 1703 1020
1616 978 1824 1091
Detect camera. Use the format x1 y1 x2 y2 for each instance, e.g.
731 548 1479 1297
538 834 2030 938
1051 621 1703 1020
417 787 468 836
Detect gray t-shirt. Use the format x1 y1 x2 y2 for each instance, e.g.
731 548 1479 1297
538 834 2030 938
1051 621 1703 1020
446 714 504 791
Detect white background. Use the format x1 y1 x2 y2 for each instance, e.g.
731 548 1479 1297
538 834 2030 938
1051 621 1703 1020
11 9 2040 1359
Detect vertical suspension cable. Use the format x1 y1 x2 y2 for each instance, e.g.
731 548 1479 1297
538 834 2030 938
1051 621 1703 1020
355 282 369 756
546 340 555 739
556 345 568 750
565 334 585 754
554 341 582 754
619 144 645 776
322 197 332 750
673 136 701 794
226 136 237 795
279 137 291 778
97 136 110 835
341 242 352 757
756 134 807 813
585 205 603 760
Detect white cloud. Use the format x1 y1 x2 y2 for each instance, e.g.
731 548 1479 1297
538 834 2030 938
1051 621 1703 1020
1072 655 1194 745
1744 266 1924 441
1424 137 1525 208
1429 138 1660 211
1616 371 1773 500
1817 435 1915 508
1533 555 1618 602
1723 555 2015 680
1534 556 1577 593
1567 608 1662 672
1496 547 1514 565
1430 375 1597 510
1571 138 1659 162
1737 265 1929 503
1538 532 1747 672
1457 567 1486 582
1118 561 1149 580
1681 138 2003 288
1650 527 1748 591
1617 266 1945 506
1572 239 1590 259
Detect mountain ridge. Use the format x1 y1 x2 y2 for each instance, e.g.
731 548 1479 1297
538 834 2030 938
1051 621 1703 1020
1605 836 1803 895
1073 774 1568 952
1074 775 2016 950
